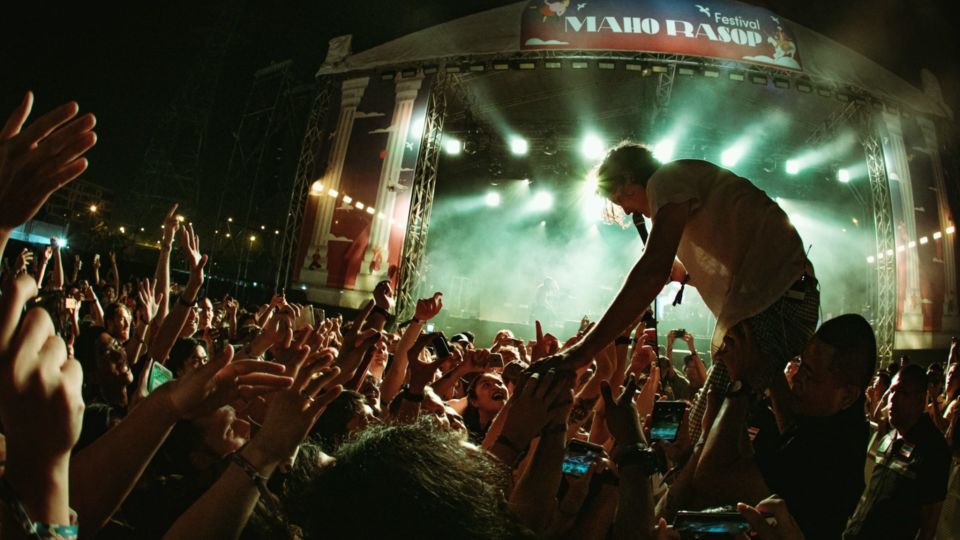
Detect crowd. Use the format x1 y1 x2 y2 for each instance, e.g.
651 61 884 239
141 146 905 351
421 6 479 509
0 93 958 540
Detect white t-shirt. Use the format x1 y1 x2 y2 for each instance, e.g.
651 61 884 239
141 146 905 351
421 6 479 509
646 160 813 353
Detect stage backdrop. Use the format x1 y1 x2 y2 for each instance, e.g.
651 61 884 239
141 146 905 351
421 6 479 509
521 0 802 71
296 73 432 307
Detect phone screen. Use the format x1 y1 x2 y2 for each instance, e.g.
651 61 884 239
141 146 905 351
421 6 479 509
425 323 435 333
147 362 175 394
674 511 751 538
650 401 686 442
561 440 603 477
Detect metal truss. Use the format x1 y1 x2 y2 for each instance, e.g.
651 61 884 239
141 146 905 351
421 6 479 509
651 61 678 130
859 110 897 365
275 77 334 290
394 72 448 326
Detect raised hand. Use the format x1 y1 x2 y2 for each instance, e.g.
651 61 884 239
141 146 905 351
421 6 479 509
373 279 395 311
600 373 645 446
737 496 806 540
531 320 560 363
0 92 97 234
179 223 207 292
415 292 443 321
136 278 161 324
500 369 575 446
244 344 343 466
15 248 32 275
92 253 101 270
161 203 180 249
0 272 83 524
161 344 293 420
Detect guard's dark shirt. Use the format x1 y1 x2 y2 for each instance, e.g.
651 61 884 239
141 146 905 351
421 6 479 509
751 398 869 540
843 415 950 540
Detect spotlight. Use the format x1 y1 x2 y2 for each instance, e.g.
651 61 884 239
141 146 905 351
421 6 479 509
176 215 185 222
866 256 875 264
227 217 233 222
920 236 929 245
521 178 531 187
532 191 554 211
310 181 323 194
249 235 257 242
327 188 339 197
571 61 589 69
653 138 676 163
89 204 98 213
55 238 67 248
485 192 501 207
443 138 462 155
837 168 850 183
721 144 746 167
342 195 353 204
785 160 800 175
509 136 529 155
119 226 126 234
933 231 942 239
583 175 599 194
581 133 605 160
539 220 546 227
947 225 955 234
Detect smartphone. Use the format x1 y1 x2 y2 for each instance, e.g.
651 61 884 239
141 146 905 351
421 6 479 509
642 327 658 347
65 298 79 310
425 323 436 333
673 511 753 539
294 305 315 331
432 334 451 359
561 439 604 478
651 400 687 442
673 329 687 340
316 307 326 324
147 362 175 394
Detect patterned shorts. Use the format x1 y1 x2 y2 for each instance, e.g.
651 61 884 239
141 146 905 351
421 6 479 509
688 276 820 441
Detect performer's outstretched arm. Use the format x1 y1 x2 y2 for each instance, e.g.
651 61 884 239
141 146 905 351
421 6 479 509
544 201 689 371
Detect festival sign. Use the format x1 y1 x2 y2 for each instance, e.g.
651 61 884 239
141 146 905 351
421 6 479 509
521 0 802 71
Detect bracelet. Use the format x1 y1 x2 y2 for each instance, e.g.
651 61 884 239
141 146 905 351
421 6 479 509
177 294 197 307
400 389 424 402
229 451 282 513
371 305 391 319
614 336 635 346
0 476 79 540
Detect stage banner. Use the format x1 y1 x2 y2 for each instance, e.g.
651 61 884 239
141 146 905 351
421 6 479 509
296 73 432 306
521 0 802 71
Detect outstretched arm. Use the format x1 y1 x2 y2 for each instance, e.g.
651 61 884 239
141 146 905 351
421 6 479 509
549 202 688 370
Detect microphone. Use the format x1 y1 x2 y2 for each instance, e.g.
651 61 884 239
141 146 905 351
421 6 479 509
633 212 649 244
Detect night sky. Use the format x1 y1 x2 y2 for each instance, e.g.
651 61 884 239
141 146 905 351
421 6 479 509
3 0 958 213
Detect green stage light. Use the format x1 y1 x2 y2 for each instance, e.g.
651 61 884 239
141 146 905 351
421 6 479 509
581 133 605 160
510 136 529 155
721 143 747 167
786 160 800 175
485 192 501 207
653 138 676 163
531 191 554 211
837 168 850 183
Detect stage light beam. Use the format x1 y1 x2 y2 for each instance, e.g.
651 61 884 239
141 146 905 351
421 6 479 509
531 191 554 211
653 139 676 163
509 136 529 156
838 168 850 183
485 192 501 207
785 160 800 175
443 138 462 155
581 133 606 160
721 143 747 167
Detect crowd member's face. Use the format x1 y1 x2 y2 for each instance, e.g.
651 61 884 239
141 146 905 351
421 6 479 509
888 373 925 433
471 373 508 414
183 344 209 375
97 345 133 406
104 286 117 304
345 401 377 433
199 298 214 330
870 374 890 397
789 337 856 417
683 361 702 385
784 359 801 387
195 406 251 457
182 307 199 337
107 305 132 342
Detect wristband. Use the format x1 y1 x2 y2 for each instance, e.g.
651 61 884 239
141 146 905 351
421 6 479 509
400 389 424 402
614 336 635 346
229 451 282 512
612 442 660 476
371 305 391 319
0 476 79 540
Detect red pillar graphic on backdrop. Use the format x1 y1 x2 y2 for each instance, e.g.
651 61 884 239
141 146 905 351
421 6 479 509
297 73 431 306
